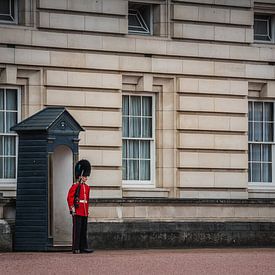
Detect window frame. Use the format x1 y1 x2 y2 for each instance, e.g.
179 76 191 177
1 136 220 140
0 0 18 25
128 2 153 35
248 100 275 188
122 93 155 188
0 86 21 185
254 13 275 43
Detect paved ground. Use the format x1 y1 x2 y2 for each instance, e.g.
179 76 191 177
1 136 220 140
0 248 275 275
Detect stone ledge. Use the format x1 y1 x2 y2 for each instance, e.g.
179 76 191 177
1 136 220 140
90 198 275 205
87 221 275 249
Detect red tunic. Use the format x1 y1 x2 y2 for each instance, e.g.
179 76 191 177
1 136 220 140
67 182 90 217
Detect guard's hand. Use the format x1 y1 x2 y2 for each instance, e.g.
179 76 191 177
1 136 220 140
70 210 76 216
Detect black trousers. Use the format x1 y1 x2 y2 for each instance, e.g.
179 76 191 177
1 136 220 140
72 215 88 251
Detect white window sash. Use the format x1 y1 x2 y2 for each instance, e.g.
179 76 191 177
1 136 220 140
122 93 155 187
0 86 20 185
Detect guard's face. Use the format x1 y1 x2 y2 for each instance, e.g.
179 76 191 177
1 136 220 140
81 176 88 183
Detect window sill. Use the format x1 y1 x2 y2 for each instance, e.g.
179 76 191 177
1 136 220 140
248 183 275 192
122 187 169 198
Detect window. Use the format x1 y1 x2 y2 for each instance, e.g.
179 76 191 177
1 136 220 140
254 14 275 42
248 101 274 183
0 88 20 181
122 95 154 185
0 0 17 24
128 3 152 35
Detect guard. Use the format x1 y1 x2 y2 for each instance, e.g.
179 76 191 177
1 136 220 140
67 159 94 254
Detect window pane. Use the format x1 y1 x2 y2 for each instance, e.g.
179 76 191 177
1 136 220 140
140 141 150 159
0 157 3 178
264 122 273 142
0 0 10 14
248 122 253 141
4 157 16 178
4 136 16 155
248 102 253 121
142 97 152 116
254 102 263 121
0 136 3 155
142 118 152 138
252 144 261 161
264 103 273 121
123 140 127 159
6 112 17 133
128 160 139 180
122 117 129 137
262 163 272 182
0 89 4 110
122 96 129 116
0 111 4 132
122 160 127 180
255 19 268 35
248 163 251 182
262 144 272 162
6 89 17 110
129 117 141 137
254 122 263 141
252 163 261 182
130 96 141 116
140 160 150 180
128 140 139 159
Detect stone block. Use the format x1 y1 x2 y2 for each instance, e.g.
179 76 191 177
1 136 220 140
167 41 199 57
102 0 127 15
152 58 182 74
182 23 215 40
0 28 32 45
67 0 102 13
38 0 67 9
46 70 68 86
199 43 230 59
68 33 102 50
49 12 85 31
32 31 67 48
179 133 214 149
246 64 275 79
91 189 122 199
90 169 122 187
102 36 136 52
38 11 50 28
172 23 183 38
0 65 17 84
214 62 246 78
178 78 199 92
214 172 248 188
119 56 152 72
230 9 253 25
82 130 121 147
15 48 50 66
85 90 121 108
86 53 120 70
84 16 126 34
182 60 214 76
135 39 167 55
199 6 230 24
179 95 214 112
80 149 121 167
215 26 247 43
261 81 275 98
46 87 74 106
215 0 252 7
214 134 247 150
178 171 215 187
173 5 199 21
69 109 121 127
177 114 199 130
214 98 247 113
50 51 86 68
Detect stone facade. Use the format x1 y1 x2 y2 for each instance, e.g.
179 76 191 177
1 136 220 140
1 0 275 249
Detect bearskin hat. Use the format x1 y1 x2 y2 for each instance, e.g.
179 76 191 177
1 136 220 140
75 159 91 179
